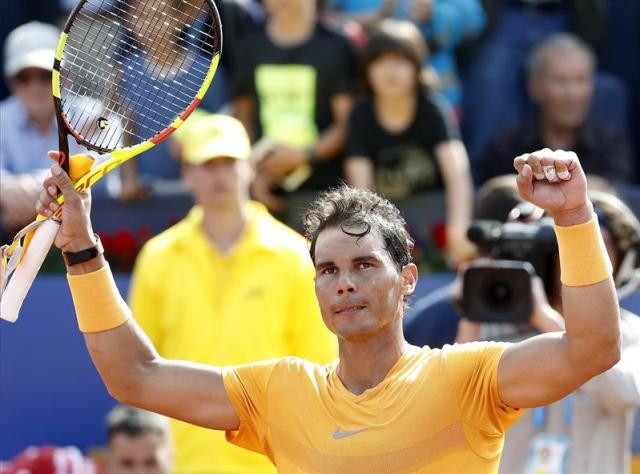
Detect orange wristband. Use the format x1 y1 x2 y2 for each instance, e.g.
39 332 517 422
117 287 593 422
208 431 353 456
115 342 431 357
67 264 130 332
554 217 613 287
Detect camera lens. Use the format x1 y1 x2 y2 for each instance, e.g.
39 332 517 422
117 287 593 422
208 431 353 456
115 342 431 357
487 280 512 307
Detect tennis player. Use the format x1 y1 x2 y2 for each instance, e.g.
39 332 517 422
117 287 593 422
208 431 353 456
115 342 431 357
37 148 620 472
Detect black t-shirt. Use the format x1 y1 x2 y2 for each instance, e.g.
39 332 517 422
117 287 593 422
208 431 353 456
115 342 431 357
346 94 458 199
232 22 356 190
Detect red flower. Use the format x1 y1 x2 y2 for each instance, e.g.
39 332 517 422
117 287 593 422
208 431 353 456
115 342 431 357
431 221 447 250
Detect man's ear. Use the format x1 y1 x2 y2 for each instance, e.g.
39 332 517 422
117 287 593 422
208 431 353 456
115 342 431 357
400 263 418 297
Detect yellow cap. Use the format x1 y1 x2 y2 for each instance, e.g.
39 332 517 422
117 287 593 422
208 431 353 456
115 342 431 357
180 114 251 164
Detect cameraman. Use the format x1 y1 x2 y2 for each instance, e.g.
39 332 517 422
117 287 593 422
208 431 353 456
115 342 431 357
460 191 640 474
404 174 533 348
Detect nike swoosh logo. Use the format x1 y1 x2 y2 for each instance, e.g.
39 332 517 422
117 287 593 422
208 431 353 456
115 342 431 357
333 427 366 440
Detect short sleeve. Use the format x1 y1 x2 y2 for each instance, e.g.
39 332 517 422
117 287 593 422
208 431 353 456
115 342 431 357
230 35 255 99
222 359 281 455
328 34 356 96
422 94 459 144
346 103 373 158
443 342 523 435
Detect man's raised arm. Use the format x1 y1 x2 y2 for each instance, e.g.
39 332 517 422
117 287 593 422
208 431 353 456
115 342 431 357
497 149 621 408
37 155 240 431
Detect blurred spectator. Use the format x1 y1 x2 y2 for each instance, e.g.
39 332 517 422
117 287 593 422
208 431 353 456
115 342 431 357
599 0 640 182
404 174 523 347
232 0 356 213
327 0 486 110
115 0 230 200
106 405 172 474
455 190 640 474
0 22 89 242
345 20 475 266
0 446 99 474
480 34 633 184
128 114 336 473
460 0 616 164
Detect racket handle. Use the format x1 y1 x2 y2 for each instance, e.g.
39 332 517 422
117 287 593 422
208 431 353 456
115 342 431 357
0 219 60 323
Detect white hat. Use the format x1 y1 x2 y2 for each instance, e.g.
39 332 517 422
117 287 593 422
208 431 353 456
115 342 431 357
4 21 60 79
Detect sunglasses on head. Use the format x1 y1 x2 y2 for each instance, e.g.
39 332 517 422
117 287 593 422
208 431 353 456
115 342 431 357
13 69 52 85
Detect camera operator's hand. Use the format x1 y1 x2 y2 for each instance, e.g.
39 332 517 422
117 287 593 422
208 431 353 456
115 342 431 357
529 276 565 333
514 149 592 226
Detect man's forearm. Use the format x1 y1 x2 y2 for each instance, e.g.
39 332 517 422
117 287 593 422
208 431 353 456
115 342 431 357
553 204 621 375
68 261 160 403
312 122 348 162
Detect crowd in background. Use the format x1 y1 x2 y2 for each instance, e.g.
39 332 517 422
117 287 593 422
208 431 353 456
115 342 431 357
2 0 639 252
1 0 639 473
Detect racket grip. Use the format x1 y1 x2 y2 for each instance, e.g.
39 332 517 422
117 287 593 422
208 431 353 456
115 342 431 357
0 219 60 323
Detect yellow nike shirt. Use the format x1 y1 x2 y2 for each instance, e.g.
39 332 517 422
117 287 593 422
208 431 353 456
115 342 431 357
222 342 524 473
130 202 336 473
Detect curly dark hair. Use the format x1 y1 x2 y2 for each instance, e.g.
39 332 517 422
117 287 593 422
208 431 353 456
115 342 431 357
303 185 414 270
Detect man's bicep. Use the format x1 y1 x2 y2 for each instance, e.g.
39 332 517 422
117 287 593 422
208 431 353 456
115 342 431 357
497 332 586 408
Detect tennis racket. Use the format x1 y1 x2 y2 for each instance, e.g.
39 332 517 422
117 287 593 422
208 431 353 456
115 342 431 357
0 0 222 322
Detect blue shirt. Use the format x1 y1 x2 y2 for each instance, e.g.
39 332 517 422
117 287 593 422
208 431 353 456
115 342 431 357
0 95 88 178
404 283 460 349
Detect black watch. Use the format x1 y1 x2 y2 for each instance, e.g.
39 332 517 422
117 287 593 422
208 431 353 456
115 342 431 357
63 234 104 266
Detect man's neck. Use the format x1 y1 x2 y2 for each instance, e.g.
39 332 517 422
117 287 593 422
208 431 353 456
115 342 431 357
540 117 579 151
267 10 316 46
336 321 408 395
201 202 249 253
30 112 54 135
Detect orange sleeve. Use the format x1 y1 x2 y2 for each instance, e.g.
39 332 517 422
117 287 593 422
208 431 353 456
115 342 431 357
221 358 282 456
443 342 524 457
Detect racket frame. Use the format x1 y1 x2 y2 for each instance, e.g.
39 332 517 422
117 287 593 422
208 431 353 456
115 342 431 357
0 0 222 322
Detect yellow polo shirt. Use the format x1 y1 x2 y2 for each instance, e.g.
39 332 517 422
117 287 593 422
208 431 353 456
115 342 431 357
222 342 523 473
130 202 336 473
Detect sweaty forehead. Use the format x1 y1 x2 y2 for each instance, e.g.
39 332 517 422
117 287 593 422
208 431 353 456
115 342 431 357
314 226 388 262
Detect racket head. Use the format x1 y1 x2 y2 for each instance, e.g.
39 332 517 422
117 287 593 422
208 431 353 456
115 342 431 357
52 0 222 156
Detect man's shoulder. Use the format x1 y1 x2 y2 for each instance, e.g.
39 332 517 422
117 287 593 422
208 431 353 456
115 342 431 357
351 100 374 118
581 120 630 145
268 356 331 386
252 206 310 253
137 215 195 258
0 95 23 126
439 341 511 367
492 119 537 145
314 21 352 46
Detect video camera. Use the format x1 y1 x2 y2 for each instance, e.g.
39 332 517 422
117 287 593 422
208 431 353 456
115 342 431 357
461 218 558 323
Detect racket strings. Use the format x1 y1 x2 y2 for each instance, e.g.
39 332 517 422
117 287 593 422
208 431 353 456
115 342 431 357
64 0 211 145
62 40 196 135
59 0 218 151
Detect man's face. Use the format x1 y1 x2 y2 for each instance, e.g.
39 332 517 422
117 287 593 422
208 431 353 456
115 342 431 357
313 226 417 341
263 0 315 18
529 48 594 130
10 67 54 123
183 157 252 208
108 432 172 474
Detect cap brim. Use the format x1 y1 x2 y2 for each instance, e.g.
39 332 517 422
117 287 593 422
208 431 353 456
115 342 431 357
5 49 54 78
183 142 250 165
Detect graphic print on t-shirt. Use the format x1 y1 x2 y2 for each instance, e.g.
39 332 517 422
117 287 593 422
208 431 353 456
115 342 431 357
255 64 319 148
374 143 440 200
